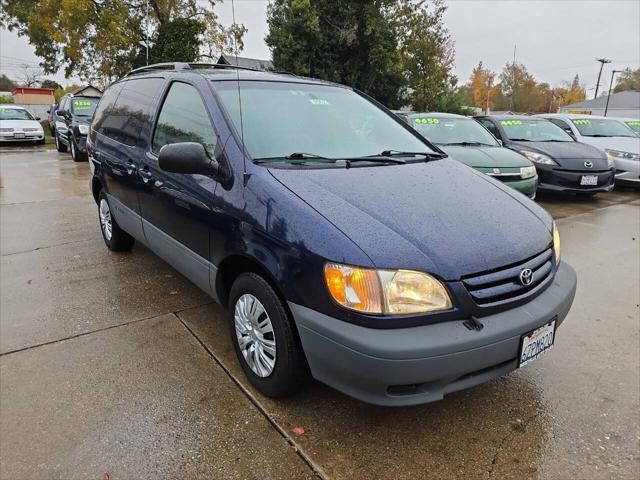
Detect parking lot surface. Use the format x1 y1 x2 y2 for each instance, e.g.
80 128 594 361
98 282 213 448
1 149 639 479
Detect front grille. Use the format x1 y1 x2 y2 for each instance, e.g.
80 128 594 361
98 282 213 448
462 247 554 306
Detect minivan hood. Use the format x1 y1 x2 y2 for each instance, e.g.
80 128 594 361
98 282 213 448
576 135 640 155
507 140 608 168
269 159 552 280
441 145 531 168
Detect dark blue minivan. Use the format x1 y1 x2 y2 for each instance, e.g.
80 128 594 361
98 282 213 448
88 63 577 406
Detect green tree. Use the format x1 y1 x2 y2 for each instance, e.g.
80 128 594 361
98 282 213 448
0 95 14 104
1 0 244 83
433 77 474 115
266 0 404 108
40 79 63 90
148 18 206 65
394 0 455 112
498 62 546 112
0 74 16 91
613 68 640 93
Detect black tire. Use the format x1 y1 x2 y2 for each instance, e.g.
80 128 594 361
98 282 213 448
228 272 309 397
97 191 134 252
70 136 85 162
55 132 67 152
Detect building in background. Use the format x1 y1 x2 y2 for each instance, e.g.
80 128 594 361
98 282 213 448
69 85 102 97
558 91 640 118
10 87 56 120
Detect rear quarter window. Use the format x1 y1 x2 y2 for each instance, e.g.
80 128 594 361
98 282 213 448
93 78 164 147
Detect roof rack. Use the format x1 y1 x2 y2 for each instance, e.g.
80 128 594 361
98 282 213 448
124 62 266 77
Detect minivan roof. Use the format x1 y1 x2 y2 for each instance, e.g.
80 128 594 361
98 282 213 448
124 62 341 88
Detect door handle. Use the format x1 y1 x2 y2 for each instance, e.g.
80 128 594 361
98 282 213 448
126 160 136 175
138 167 152 183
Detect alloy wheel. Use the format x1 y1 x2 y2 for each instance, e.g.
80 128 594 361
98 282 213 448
99 198 112 241
234 294 276 377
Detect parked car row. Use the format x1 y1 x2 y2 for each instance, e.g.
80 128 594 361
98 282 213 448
87 63 577 406
397 110 638 195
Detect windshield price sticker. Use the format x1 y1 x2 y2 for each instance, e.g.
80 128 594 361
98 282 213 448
73 100 94 109
415 118 440 124
572 119 591 125
627 121 640 126
501 120 523 126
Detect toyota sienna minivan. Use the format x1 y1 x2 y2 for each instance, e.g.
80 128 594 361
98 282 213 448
88 63 577 406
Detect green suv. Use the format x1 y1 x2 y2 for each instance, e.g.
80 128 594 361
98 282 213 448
401 112 538 198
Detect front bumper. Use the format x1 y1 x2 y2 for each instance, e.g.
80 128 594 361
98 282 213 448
0 132 44 142
291 262 577 406
537 167 615 193
612 157 640 186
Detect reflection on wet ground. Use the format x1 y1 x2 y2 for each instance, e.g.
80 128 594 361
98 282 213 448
1 150 638 479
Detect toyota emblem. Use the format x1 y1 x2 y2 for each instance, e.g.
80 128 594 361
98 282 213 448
519 268 533 286
584 161 593 168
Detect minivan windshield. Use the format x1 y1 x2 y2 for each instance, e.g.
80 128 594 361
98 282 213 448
0 107 34 121
70 97 99 117
571 118 637 137
500 118 574 142
411 116 499 146
214 81 435 161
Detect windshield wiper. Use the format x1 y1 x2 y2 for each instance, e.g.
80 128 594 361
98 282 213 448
538 139 570 142
439 142 495 147
254 152 338 165
509 138 531 142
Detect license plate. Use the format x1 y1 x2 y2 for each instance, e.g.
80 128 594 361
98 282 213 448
518 320 556 368
13 132 25 139
580 175 598 186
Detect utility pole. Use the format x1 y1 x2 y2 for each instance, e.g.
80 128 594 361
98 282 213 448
604 70 622 116
594 58 611 99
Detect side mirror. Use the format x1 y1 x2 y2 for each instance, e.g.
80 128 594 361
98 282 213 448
35 116 41 121
497 139 503 146
158 142 220 176
55 109 66 117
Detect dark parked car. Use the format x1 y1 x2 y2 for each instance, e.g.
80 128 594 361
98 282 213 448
474 115 615 196
47 103 57 135
55 94 100 161
89 63 577 406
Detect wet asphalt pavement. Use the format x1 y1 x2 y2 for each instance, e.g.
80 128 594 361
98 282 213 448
1 149 638 479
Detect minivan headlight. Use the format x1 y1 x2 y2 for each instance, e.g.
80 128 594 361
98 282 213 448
552 222 561 264
520 166 537 179
324 263 453 315
78 124 90 135
519 150 558 165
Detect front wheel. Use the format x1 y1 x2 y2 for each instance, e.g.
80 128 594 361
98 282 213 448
98 191 134 252
70 136 85 162
229 273 309 397
55 132 67 152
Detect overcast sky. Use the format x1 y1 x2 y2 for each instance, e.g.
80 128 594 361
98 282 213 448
1 0 638 95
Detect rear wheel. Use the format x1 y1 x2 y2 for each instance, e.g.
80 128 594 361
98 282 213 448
98 191 134 252
229 272 309 397
55 131 67 152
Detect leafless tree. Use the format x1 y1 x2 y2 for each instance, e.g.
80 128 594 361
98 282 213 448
19 65 45 87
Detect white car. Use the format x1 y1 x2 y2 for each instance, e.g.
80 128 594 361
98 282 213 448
614 117 640 135
0 105 45 144
536 113 639 187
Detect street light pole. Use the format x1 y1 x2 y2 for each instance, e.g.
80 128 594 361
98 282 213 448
604 70 622 117
594 58 611 99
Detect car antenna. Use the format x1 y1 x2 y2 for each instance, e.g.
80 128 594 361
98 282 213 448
230 0 249 185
